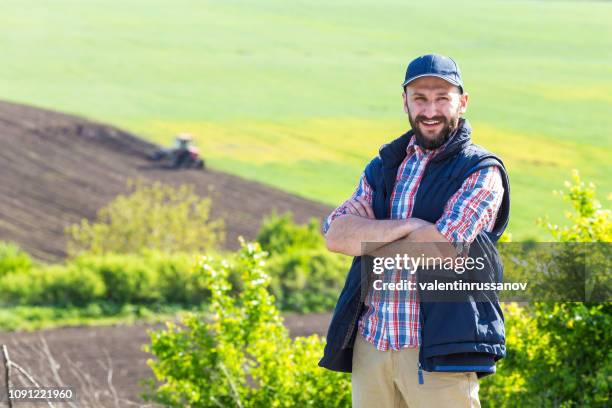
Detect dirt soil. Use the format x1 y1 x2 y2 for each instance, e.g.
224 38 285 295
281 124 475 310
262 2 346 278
0 313 332 407
0 100 332 262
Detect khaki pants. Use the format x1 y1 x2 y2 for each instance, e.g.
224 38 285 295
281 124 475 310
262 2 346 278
352 335 480 408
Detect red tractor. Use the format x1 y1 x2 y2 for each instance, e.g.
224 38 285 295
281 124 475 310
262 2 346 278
149 134 205 170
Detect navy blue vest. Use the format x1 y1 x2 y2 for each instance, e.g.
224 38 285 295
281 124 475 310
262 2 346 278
319 119 511 376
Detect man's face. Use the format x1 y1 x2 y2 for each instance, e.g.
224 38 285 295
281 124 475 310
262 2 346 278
402 76 469 149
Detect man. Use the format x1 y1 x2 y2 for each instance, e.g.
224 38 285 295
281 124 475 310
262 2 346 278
319 54 510 407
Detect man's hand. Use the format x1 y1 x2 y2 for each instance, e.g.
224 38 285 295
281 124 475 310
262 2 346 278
343 197 375 219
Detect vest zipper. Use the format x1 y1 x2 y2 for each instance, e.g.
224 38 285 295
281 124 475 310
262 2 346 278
418 300 425 385
418 362 424 385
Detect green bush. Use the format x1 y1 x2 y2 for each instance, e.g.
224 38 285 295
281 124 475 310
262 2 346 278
266 247 348 313
539 170 611 243
0 241 33 276
0 268 45 305
74 253 162 304
144 250 212 305
0 265 105 307
481 171 611 407
75 251 212 306
0 251 209 309
256 212 324 255
256 212 349 313
481 302 611 408
66 180 224 256
144 241 351 407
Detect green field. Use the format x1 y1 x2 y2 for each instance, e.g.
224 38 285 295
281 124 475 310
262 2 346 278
1 0 610 239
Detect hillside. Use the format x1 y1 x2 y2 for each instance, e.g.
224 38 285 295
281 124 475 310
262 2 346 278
0 100 332 261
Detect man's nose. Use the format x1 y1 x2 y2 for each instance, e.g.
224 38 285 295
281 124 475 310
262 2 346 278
422 101 437 117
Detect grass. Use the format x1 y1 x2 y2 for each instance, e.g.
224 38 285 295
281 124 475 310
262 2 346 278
0 303 199 332
0 0 610 239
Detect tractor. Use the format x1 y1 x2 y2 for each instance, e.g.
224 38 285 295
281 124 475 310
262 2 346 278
149 134 205 170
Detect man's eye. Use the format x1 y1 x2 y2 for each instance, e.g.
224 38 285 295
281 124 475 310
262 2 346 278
414 96 426 101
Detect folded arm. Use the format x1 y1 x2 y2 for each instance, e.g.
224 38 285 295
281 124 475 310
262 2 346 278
325 212 430 256
322 173 428 256
325 166 504 259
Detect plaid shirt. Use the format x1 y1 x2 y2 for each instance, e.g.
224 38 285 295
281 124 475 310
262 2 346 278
323 134 504 351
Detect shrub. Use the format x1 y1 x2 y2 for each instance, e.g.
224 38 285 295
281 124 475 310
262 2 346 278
0 265 105 307
72 251 211 306
0 268 45 306
256 212 324 255
74 253 163 304
0 241 33 276
66 180 224 256
256 212 348 313
481 301 611 408
525 171 610 407
144 240 351 407
266 247 348 313
538 170 611 242
481 170 611 407
143 250 211 305
0 251 209 309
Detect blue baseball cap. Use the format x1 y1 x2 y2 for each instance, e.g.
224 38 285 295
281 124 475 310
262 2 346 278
402 54 464 93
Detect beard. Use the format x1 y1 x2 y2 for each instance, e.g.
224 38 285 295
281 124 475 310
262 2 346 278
408 110 460 150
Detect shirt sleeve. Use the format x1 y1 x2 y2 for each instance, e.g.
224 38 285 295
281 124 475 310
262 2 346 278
435 166 504 250
322 172 373 235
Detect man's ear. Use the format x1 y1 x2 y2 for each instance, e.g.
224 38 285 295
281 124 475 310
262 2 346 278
458 92 469 115
402 92 409 114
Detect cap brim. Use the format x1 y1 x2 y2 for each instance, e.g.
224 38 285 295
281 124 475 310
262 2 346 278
402 74 463 90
